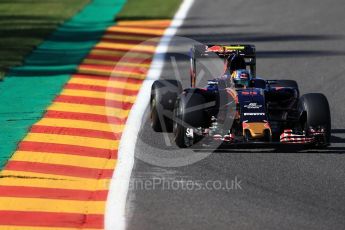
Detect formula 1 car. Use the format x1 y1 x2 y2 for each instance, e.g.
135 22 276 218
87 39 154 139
150 44 331 148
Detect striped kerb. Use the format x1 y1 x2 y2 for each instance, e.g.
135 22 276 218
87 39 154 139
0 20 171 229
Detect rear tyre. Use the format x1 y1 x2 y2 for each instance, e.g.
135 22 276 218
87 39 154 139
173 90 206 148
150 80 182 132
298 93 331 146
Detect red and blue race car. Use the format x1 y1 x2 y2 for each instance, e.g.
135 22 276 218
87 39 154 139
150 44 331 148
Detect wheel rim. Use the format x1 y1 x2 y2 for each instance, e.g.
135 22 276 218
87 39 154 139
150 98 156 126
173 99 194 147
172 102 179 136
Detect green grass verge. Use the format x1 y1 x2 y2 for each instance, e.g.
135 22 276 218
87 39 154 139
0 0 90 80
116 0 182 20
0 0 127 169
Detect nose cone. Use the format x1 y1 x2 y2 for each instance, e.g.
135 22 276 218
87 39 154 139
243 122 271 139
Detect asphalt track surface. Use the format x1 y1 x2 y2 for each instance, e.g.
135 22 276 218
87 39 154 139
126 0 345 229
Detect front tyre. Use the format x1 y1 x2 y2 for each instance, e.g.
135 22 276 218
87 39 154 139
150 80 182 132
298 93 331 146
173 91 206 148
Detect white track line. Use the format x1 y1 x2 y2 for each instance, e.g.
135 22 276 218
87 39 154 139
104 0 195 229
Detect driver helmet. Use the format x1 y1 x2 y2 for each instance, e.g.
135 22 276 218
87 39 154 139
231 69 251 87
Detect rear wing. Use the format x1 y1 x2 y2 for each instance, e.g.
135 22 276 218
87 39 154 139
190 44 256 87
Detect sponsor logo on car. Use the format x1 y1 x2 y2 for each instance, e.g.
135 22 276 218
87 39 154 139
244 103 262 109
244 112 265 116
